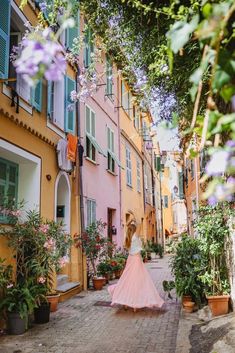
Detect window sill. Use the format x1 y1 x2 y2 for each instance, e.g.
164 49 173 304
85 157 98 165
107 169 117 176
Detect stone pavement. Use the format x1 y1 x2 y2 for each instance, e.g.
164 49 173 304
0 255 181 353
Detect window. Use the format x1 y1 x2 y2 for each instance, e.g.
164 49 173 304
107 127 115 173
86 106 96 162
0 157 18 223
85 106 106 163
121 80 130 116
163 195 168 208
133 106 140 131
106 57 113 98
126 147 132 186
191 159 195 179
84 25 94 67
47 76 75 132
6 6 43 106
87 199 96 226
178 171 184 199
185 159 188 187
137 159 141 193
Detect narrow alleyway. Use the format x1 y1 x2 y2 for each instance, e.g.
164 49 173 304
0 255 180 353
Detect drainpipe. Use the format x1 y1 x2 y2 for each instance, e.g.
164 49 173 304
75 68 86 289
117 75 122 247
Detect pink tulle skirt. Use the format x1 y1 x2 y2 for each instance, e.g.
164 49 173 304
108 253 164 309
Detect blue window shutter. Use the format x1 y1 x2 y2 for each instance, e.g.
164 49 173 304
0 0 11 79
64 76 76 134
47 81 53 120
32 80 42 112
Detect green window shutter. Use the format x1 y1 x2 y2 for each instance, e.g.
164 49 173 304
66 27 78 50
84 26 93 67
85 105 90 133
32 80 42 112
64 75 76 134
66 7 80 49
0 158 18 223
156 156 161 172
47 81 53 120
178 171 184 199
91 111 95 137
107 127 111 150
0 0 11 79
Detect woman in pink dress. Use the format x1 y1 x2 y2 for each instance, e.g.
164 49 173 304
108 219 164 311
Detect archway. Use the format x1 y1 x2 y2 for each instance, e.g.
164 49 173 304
55 172 71 233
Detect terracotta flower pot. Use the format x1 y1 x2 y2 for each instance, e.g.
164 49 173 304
93 277 105 290
183 301 195 313
182 295 192 307
206 295 230 316
47 294 60 312
115 270 121 279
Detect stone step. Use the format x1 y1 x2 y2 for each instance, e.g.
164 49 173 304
57 274 69 287
57 282 81 302
57 281 80 293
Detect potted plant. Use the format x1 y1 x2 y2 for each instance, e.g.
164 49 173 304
0 210 72 319
171 235 206 309
75 220 107 290
195 204 232 316
0 282 35 335
110 259 122 279
97 261 112 284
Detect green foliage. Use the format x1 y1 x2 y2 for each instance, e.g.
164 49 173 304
171 235 206 306
75 220 108 277
194 203 232 295
151 243 164 258
0 210 72 296
0 283 35 319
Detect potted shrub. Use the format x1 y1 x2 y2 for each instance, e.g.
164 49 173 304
97 261 112 284
110 259 122 279
171 235 206 309
75 220 107 290
0 210 72 319
0 283 35 335
195 204 232 316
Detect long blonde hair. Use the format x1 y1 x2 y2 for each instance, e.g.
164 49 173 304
124 220 137 249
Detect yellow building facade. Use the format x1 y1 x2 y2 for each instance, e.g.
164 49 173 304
0 0 83 299
119 78 156 242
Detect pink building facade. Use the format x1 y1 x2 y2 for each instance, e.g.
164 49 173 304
78 33 122 246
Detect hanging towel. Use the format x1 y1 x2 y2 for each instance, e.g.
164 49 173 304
67 134 78 162
57 139 73 172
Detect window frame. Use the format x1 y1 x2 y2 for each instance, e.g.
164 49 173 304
0 157 18 224
87 199 96 226
137 159 141 193
85 105 96 163
107 127 115 173
125 146 132 187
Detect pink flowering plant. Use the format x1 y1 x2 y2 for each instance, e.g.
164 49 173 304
74 220 107 278
0 210 72 301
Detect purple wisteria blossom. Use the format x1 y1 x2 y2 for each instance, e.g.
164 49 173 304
13 27 66 86
39 2 47 12
205 150 230 176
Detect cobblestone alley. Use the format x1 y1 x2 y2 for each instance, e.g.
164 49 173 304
0 256 180 353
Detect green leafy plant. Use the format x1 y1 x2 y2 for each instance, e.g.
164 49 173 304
0 210 72 299
194 203 232 296
0 283 35 319
171 235 206 306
